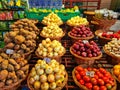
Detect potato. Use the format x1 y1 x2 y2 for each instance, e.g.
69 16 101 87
0 70 8 80
0 82 5 88
5 43 15 49
21 65 29 72
14 35 25 44
6 79 13 85
8 59 17 66
8 64 14 72
1 60 8 69
14 44 20 50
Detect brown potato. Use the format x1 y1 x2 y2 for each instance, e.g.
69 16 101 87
8 64 14 72
0 70 8 80
6 79 13 85
5 43 15 49
1 60 8 69
14 35 25 44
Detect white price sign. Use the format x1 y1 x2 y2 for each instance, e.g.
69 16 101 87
6 49 14 54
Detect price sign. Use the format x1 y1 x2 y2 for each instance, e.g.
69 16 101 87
6 49 14 54
83 40 88 44
107 32 113 35
86 71 95 77
43 58 51 63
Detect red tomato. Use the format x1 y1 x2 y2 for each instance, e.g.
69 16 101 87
106 83 112 90
98 79 105 86
99 68 107 74
85 83 93 89
75 70 79 75
79 79 84 85
93 85 100 90
91 78 97 85
98 73 104 78
100 86 107 90
103 77 109 83
94 75 99 80
83 76 90 82
76 66 83 72
87 67 92 71
76 74 81 80
80 71 86 76
108 81 115 86
104 72 111 78
84 68 88 72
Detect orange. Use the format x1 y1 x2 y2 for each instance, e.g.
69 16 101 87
113 69 120 76
114 65 120 70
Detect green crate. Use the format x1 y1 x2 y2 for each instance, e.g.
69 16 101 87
0 41 5 48
25 11 50 21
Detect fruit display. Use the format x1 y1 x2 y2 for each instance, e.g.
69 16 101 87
68 25 94 40
0 55 29 89
103 38 120 57
10 19 39 35
67 16 89 27
27 59 68 90
113 64 120 82
95 30 120 40
70 40 102 59
35 38 66 59
3 29 37 56
73 66 116 90
41 12 63 26
40 24 65 39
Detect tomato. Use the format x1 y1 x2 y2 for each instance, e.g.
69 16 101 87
98 79 105 86
104 72 111 78
76 74 81 80
91 78 97 85
83 76 90 82
79 79 84 85
93 85 100 90
99 68 107 74
85 83 92 89
100 86 107 90
80 71 86 76
103 77 109 83
84 68 88 72
87 67 92 71
76 66 83 72
106 83 112 90
75 70 79 75
108 81 115 86
94 75 99 80
98 73 103 78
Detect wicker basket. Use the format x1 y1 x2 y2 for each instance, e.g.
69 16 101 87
95 30 111 45
27 71 68 90
0 77 26 90
68 32 94 43
35 49 66 63
72 67 117 90
40 32 65 42
103 47 120 64
112 69 120 83
70 47 102 65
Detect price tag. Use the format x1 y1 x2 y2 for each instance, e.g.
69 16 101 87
86 71 90 76
43 58 51 63
107 32 113 35
90 71 95 77
6 49 14 54
83 40 88 44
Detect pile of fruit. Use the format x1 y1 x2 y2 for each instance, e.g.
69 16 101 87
0 55 29 88
104 38 120 56
4 29 37 56
101 30 120 39
42 12 63 26
28 59 67 90
10 19 39 35
70 40 101 57
67 16 88 26
113 64 120 81
40 24 64 38
69 25 93 38
73 66 116 90
36 38 65 58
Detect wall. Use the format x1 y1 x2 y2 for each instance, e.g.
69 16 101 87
100 0 112 9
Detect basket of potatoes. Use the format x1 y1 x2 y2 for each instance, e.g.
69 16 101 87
103 38 120 64
35 38 66 63
27 59 68 90
41 12 63 26
0 54 29 90
40 24 65 42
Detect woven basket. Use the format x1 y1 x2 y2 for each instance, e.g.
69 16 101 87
35 49 66 63
95 30 111 45
0 77 26 90
68 32 94 43
72 67 117 90
103 47 120 64
40 32 65 42
70 47 102 65
27 71 68 90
